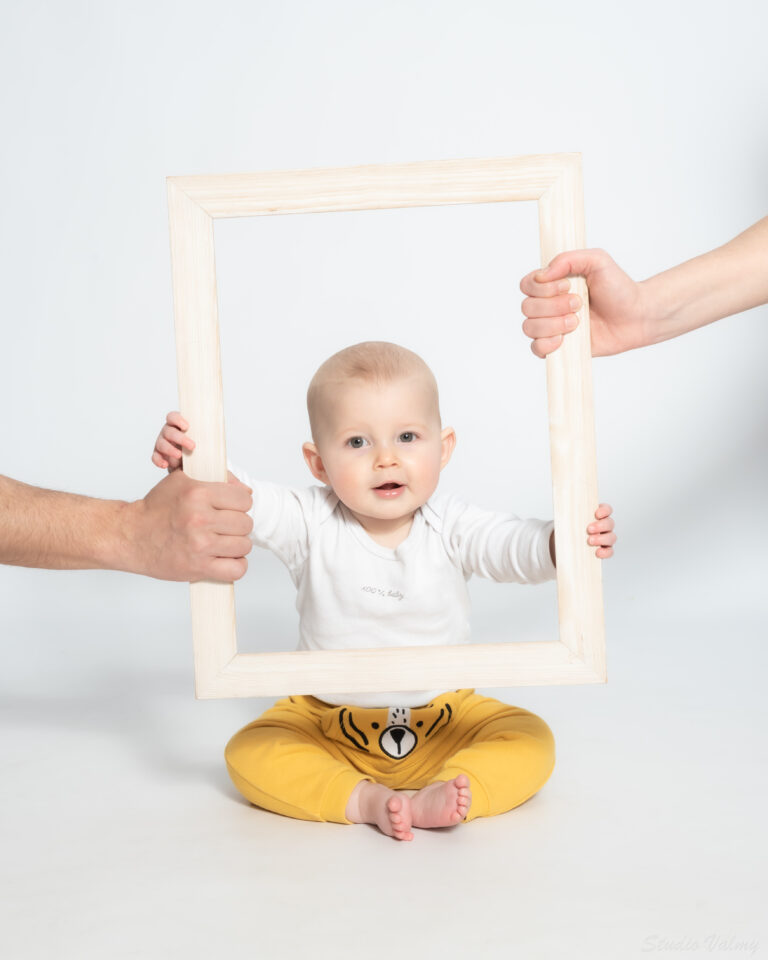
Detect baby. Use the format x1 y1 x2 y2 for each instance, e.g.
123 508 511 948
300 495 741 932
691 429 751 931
153 341 615 841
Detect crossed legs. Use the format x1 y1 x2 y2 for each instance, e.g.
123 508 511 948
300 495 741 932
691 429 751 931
225 695 555 842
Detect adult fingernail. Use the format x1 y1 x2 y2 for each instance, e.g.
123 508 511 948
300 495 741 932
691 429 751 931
565 315 577 330
569 296 581 311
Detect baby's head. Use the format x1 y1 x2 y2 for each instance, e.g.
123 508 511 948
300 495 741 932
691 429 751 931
306 341 440 441
302 342 455 529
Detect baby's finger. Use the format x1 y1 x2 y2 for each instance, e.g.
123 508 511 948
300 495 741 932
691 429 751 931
155 436 187 460
151 450 170 469
588 516 614 534
160 425 196 451
166 411 190 431
589 531 617 548
595 545 614 559
594 503 613 520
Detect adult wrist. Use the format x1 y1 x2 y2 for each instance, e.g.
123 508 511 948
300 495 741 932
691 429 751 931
636 273 684 349
97 498 148 576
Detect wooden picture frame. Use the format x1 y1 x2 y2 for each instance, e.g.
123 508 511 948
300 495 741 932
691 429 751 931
167 154 605 699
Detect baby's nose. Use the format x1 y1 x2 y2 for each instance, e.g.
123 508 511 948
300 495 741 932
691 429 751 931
374 444 399 466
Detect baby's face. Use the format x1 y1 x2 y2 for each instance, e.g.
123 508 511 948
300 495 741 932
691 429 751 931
305 375 454 529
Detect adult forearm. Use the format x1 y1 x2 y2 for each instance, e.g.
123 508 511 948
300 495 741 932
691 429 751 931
0 471 253 581
640 216 768 346
0 475 133 571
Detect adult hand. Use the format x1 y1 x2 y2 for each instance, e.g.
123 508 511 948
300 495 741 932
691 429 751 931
519 249 648 358
126 469 253 582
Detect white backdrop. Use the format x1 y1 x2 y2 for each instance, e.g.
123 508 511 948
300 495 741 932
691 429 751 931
1 2 766 957
2 0 765 663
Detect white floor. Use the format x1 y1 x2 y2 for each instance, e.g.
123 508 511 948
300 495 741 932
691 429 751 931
1 562 765 960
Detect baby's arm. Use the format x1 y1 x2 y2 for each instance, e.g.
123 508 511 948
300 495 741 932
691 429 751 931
550 503 615 564
441 495 616 584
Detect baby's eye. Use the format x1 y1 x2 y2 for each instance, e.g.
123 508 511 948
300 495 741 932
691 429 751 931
346 436 367 449
398 432 415 443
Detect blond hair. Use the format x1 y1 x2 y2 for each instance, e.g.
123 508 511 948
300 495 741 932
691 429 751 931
307 341 440 440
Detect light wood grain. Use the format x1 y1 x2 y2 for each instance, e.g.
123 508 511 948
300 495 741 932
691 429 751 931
167 154 606 699
199 642 603 699
167 181 237 684
169 154 575 219
538 156 606 680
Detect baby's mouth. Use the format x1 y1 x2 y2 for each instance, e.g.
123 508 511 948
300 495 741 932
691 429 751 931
374 482 403 490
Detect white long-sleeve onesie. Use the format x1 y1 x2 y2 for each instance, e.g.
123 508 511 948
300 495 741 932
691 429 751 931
233 469 556 708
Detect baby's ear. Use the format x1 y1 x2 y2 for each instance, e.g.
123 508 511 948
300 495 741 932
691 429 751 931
440 426 457 469
302 442 328 483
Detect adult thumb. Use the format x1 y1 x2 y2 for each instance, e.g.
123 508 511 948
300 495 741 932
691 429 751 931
536 249 602 283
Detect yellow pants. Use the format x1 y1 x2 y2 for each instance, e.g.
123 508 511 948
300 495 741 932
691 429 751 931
225 689 555 824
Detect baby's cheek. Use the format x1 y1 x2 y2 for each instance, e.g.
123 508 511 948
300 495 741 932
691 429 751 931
324 466 354 494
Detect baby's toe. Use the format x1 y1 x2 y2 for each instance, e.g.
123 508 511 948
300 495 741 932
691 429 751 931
393 820 413 840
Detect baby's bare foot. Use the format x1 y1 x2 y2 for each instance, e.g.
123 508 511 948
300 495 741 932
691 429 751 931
381 793 414 841
346 781 414 841
411 774 472 828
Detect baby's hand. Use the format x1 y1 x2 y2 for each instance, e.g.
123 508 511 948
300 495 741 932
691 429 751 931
151 411 196 472
588 504 616 559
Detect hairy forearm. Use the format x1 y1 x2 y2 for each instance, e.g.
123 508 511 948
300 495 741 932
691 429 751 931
640 216 768 346
0 475 137 571
1 471 253 581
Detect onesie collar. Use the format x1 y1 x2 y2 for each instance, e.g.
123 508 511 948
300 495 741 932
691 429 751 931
336 501 427 560
315 485 341 524
420 496 444 535
317 486 444 541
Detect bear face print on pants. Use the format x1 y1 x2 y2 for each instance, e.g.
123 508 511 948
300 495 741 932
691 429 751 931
322 700 455 760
